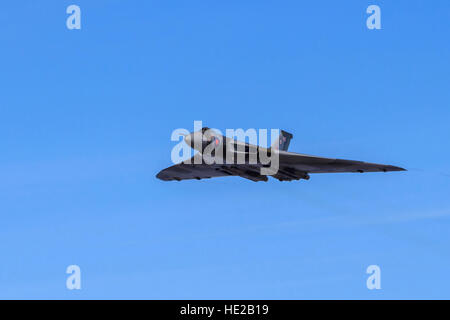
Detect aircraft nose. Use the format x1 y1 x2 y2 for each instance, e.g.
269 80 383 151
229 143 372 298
184 133 193 147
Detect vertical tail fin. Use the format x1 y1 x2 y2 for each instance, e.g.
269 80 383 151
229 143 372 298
272 130 293 151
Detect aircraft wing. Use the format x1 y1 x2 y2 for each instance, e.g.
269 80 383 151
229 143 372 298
277 151 405 174
156 154 268 182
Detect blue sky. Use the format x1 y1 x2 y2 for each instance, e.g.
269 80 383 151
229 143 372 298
1 0 450 299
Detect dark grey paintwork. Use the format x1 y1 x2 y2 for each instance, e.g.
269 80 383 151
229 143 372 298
156 129 406 182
